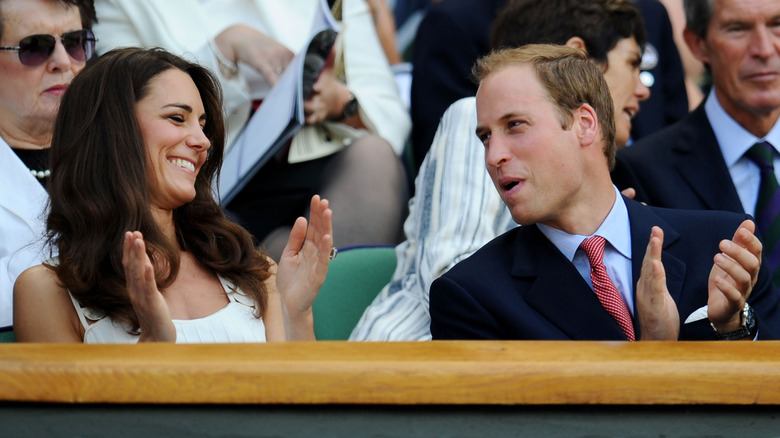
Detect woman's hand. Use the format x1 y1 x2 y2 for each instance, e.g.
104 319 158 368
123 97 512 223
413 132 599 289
214 24 294 85
122 231 176 342
275 195 333 340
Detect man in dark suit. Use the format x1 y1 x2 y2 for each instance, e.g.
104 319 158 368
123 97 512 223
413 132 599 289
409 0 506 172
631 0 689 140
612 0 780 271
429 44 780 341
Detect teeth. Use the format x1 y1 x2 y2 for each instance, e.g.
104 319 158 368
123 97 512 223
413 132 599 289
625 109 637 119
169 158 195 172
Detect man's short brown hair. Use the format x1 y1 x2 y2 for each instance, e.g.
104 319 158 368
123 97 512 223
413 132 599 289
473 44 617 169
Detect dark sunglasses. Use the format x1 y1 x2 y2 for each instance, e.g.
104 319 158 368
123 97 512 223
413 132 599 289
0 29 96 67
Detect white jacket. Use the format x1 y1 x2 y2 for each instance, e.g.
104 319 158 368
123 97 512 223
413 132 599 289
0 138 49 328
94 0 410 159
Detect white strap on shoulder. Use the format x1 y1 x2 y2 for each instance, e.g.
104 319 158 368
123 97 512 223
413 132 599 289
67 291 91 330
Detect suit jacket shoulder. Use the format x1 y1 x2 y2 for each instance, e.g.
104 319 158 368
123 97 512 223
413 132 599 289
430 200 780 340
612 104 743 212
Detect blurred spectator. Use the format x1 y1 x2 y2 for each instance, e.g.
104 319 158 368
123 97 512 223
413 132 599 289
657 0 706 108
0 0 95 330
408 0 687 175
630 0 689 141
94 0 410 260
408 0 505 172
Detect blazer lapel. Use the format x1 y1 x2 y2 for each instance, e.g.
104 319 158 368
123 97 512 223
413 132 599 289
512 226 630 340
671 105 744 212
625 198 687 325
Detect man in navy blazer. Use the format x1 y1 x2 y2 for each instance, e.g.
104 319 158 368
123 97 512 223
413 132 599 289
612 0 780 218
429 44 780 341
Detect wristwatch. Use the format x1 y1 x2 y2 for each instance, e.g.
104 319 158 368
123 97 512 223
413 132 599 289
710 303 756 340
337 93 358 121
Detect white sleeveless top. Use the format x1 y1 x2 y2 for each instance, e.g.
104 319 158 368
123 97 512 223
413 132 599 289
68 276 267 343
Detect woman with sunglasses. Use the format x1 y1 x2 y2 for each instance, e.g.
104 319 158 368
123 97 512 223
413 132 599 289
0 0 96 332
13 47 334 343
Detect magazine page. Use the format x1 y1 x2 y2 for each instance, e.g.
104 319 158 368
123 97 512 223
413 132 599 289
216 0 338 204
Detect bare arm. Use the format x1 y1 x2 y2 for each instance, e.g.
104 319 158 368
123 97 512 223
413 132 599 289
366 0 402 65
13 264 82 342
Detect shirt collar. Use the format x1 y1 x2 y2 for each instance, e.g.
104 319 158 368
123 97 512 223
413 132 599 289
705 88 780 166
538 186 632 262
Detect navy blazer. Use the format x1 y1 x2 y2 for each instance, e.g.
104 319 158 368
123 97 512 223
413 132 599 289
409 0 506 171
430 198 780 340
631 0 689 140
612 103 744 212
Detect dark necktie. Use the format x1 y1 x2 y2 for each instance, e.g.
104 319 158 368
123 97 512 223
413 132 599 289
745 141 780 286
579 236 635 341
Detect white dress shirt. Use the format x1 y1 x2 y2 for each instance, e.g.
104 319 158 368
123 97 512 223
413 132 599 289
538 186 635 315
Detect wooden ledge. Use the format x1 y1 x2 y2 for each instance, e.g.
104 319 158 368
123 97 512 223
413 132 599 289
1 341 779 405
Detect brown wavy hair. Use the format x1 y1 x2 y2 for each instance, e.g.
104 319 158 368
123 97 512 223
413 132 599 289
46 47 271 332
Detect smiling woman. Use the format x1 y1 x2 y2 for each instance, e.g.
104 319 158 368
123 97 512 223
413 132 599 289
136 69 211 212
12 47 335 344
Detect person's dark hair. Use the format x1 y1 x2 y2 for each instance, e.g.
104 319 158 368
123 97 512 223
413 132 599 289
47 47 271 332
683 0 713 40
490 0 646 68
0 0 97 40
473 44 617 169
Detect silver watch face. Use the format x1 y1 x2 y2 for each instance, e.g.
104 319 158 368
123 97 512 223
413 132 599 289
343 96 358 119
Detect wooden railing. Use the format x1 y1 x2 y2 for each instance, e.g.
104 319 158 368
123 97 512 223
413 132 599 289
2 340 780 405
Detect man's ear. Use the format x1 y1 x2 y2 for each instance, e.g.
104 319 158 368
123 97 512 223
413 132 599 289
565 36 587 51
574 103 599 147
682 27 710 64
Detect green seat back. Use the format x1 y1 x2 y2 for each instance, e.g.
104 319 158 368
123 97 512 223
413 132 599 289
313 246 397 340
0 329 15 343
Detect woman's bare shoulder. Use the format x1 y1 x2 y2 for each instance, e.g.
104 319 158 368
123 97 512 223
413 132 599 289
15 264 63 294
14 263 83 342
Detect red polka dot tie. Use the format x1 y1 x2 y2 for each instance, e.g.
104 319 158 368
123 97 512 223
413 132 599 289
579 236 635 341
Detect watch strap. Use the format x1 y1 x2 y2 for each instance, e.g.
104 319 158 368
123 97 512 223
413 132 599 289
710 303 756 340
337 93 358 121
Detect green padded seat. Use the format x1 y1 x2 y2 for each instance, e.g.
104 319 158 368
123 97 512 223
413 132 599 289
0 329 15 343
312 246 397 340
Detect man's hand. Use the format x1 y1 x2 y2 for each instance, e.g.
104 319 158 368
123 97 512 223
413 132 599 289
708 220 761 333
636 226 680 340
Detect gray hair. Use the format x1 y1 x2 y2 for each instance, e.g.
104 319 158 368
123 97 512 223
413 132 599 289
683 0 714 39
